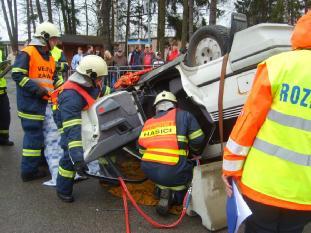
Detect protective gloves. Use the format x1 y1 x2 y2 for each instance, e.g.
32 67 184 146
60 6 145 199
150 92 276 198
73 161 89 177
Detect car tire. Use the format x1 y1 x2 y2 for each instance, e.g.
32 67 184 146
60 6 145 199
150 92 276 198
186 25 229 67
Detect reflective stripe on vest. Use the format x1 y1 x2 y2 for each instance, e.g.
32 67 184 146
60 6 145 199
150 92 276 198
22 46 55 95
241 50 311 208
138 109 186 165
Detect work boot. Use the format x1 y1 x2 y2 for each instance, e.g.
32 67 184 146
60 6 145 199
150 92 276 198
0 140 14 146
21 170 47 182
156 189 172 216
57 192 74 203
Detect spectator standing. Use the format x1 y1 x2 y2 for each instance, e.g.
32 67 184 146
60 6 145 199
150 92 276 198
152 51 165 67
95 47 103 57
130 46 142 70
166 40 180 62
141 44 155 69
71 47 84 71
128 47 134 65
113 49 127 67
85 45 94 55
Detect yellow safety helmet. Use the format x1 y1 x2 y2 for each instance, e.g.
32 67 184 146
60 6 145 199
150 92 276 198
34 22 60 40
153 91 177 106
76 55 108 78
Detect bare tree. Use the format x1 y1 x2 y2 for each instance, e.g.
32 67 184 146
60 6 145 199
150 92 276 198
26 0 31 41
97 0 112 49
46 0 53 22
125 0 131 54
181 0 188 48
71 0 76 33
157 0 165 57
1 0 18 52
84 0 89 35
35 0 43 22
209 0 217 25
29 0 36 32
188 0 193 39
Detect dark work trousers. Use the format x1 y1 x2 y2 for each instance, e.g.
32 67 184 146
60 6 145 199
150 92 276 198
20 118 44 175
0 93 11 143
56 148 75 195
244 196 311 233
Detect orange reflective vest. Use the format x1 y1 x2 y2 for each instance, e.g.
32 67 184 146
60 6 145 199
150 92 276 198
51 81 95 111
138 109 187 165
22 46 55 95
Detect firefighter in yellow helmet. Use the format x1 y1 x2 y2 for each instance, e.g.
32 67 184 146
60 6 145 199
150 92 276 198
53 55 113 202
12 22 64 182
138 91 205 215
222 11 311 233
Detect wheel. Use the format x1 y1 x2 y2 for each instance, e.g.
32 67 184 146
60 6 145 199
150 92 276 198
186 25 229 67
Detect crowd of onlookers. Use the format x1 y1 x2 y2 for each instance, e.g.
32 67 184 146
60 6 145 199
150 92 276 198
69 39 183 86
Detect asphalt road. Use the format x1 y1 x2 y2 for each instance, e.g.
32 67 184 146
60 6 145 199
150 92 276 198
0 79 310 233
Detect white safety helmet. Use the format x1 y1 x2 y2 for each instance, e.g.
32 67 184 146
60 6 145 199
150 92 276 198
34 22 60 40
153 91 177 106
76 55 108 79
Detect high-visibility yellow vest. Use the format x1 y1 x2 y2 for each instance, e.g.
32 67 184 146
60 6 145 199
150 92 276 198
138 109 187 165
0 49 6 92
51 46 62 62
241 50 311 209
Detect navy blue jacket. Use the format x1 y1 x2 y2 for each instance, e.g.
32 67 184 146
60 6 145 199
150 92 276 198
55 82 113 163
12 46 62 116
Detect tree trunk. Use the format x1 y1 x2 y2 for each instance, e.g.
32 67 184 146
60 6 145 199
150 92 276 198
125 0 131 55
71 0 76 34
35 0 43 22
64 0 72 33
283 0 289 24
59 0 69 33
111 0 115 45
0 0 18 52
181 0 188 48
188 0 193 39
99 0 112 49
46 0 53 23
26 0 31 41
157 0 165 57
209 0 217 25
30 0 36 32
85 0 88 35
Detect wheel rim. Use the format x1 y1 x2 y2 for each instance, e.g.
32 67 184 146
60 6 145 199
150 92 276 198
194 38 222 66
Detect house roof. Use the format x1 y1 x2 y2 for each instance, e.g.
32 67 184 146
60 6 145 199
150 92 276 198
61 34 105 46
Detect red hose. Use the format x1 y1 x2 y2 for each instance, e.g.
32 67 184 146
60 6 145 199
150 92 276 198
119 177 188 231
122 189 131 233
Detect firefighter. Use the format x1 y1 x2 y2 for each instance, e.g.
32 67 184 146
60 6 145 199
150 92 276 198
42 41 68 186
138 91 205 215
54 55 112 202
51 45 68 82
222 11 311 233
12 22 63 182
0 49 14 146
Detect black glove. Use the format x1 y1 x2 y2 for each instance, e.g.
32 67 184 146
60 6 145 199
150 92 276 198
73 161 89 176
36 87 49 98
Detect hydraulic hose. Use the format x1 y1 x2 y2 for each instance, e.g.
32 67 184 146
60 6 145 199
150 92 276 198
122 189 131 233
118 177 192 231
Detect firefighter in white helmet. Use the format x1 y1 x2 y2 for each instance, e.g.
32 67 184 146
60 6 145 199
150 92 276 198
52 55 113 202
138 91 205 215
12 22 65 182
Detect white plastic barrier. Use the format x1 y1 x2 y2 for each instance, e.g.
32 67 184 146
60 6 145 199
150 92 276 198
187 161 227 231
